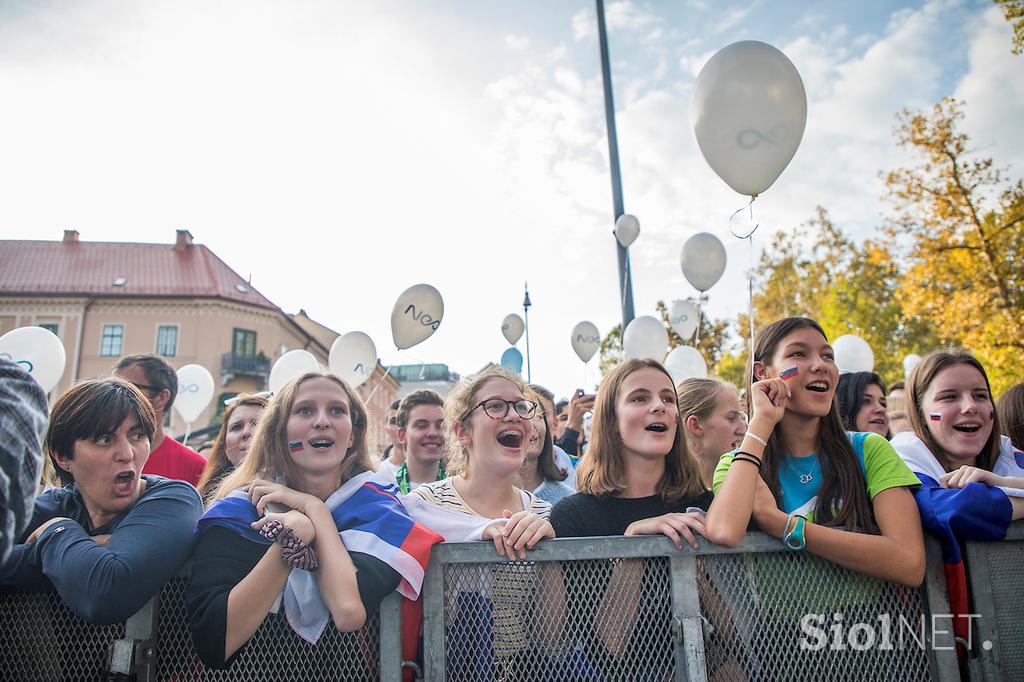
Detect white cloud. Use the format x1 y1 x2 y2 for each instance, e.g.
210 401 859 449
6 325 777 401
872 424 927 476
505 34 530 51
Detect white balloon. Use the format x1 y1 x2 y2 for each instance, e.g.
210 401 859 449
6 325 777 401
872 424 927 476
903 353 923 379
391 284 444 350
571 321 601 363
681 232 727 292
665 345 709 384
614 214 640 248
691 40 807 196
0 326 67 393
329 332 377 389
174 364 215 424
833 335 875 374
669 300 700 340
501 314 525 345
623 316 669 361
269 350 320 394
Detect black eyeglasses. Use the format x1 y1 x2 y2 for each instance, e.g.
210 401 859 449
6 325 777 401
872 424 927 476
467 398 537 421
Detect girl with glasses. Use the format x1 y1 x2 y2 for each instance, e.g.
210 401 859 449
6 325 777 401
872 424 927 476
402 366 554 555
401 367 559 680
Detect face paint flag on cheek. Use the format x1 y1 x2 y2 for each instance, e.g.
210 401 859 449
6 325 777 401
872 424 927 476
289 440 304 453
780 366 799 380
929 413 942 422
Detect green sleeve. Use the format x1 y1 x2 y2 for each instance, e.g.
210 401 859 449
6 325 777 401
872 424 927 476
712 453 736 494
862 432 920 498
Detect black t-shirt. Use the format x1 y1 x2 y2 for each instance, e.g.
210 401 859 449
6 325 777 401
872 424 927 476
548 490 713 680
550 489 714 538
186 525 400 670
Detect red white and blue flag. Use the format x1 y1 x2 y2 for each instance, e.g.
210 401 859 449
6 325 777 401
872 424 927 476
197 468 442 644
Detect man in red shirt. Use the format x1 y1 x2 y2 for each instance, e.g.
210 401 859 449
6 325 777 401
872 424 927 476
113 355 207 487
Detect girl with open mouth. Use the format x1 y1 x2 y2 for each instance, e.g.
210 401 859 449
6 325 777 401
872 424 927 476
549 358 712 681
703 317 927 677
892 350 1024 663
187 373 441 674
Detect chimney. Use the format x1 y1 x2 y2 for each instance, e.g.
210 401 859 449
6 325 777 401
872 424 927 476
63 229 80 243
174 229 194 251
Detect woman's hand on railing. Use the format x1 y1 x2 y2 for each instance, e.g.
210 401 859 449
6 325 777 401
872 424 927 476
750 478 788 538
624 512 706 550
482 511 554 560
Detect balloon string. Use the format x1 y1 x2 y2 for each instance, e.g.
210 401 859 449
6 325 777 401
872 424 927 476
183 423 192 444
364 365 393 404
694 296 702 344
728 196 759 356
621 252 631 314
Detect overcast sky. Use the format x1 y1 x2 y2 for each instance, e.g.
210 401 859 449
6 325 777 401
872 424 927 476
2 0 1021 400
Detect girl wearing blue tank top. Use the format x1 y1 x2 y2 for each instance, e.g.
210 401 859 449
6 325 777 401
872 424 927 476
704 317 925 586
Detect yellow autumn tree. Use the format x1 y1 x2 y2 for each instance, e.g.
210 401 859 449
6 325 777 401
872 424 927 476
885 98 1024 394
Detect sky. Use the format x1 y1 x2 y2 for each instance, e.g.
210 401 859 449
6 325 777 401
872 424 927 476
1 0 1022 401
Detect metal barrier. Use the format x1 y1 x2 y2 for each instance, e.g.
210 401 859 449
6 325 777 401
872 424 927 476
0 533 974 681
965 522 1024 682
421 533 960 681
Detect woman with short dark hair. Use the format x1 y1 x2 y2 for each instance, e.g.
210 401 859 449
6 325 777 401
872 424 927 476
0 377 203 624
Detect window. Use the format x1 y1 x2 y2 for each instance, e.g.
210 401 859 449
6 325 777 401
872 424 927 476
100 324 124 357
233 328 257 356
156 325 178 357
38 323 59 336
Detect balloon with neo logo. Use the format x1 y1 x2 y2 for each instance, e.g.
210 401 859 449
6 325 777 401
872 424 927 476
0 325 67 393
174 364 215 424
329 331 377 389
570 321 600 363
391 284 444 350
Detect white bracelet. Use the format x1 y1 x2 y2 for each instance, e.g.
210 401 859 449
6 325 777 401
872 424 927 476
745 431 769 447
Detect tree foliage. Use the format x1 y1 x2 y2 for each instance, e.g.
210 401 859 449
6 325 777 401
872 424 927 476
885 98 1024 393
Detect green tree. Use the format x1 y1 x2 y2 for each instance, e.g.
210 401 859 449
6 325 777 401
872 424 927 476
598 323 623 378
885 98 1024 393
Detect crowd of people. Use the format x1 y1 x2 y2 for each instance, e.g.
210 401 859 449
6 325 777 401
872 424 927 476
1 315 1022 677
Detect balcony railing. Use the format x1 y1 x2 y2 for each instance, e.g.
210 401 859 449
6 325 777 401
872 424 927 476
220 352 270 379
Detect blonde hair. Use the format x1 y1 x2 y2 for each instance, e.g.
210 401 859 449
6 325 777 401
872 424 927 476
576 359 706 502
443 366 530 478
677 378 736 426
213 373 373 500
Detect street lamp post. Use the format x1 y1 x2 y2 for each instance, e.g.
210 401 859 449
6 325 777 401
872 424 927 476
596 0 636 329
523 282 532 382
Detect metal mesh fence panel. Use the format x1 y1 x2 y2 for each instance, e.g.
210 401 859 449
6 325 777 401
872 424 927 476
0 589 126 681
153 577 382 682
440 557 675 682
697 551 932 682
976 540 1024 679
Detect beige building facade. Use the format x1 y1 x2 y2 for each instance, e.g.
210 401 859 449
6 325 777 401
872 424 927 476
0 230 398 442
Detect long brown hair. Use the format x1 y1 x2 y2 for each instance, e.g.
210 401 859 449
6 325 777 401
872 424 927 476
197 394 269 500
213 373 372 500
906 350 1002 472
523 386 568 483
748 318 876 532
576 358 706 503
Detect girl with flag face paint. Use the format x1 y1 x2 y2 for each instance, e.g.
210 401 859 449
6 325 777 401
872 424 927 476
891 350 1024 663
704 318 926 585
186 373 441 671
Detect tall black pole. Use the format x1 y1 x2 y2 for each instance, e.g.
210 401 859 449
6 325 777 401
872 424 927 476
522 282 532 381
596 0 635 328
